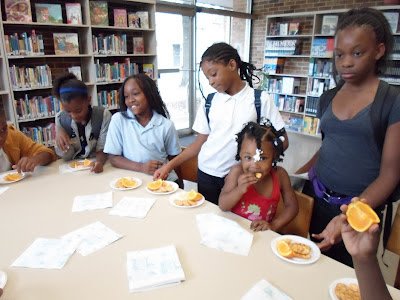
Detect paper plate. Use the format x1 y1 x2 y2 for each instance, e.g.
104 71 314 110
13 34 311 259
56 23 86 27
0 171 26 184
68 160 91 171
270 235 321 265
0 270 7 289
169 192 205 208
110 177 142 191
329 278 359 300
145 181 179 195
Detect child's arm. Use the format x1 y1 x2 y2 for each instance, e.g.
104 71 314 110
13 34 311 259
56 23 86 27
340 201 392 300
251 167 298 232
219 164 258 211
109 154 163 175
91 150 107 173
168 155 183 188
13 151 54 173
55 128 72 153
154 134 208 180
295 149 320 174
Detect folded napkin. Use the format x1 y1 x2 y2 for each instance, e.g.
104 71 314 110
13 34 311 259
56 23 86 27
72 191 113 212
109 197 155 218
241 280 293 300
126 245 185 292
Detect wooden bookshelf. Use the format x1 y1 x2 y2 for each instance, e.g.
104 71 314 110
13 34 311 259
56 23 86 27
0 0 157 146
264 6 400 137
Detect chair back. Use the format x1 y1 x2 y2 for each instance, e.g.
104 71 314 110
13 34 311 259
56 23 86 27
276 190 314 238
387 204 400 256
179 147 198 182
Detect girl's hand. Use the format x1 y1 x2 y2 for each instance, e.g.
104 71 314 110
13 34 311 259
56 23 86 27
237 173 258 195
90 161 103 173
250 220 271 231
154 164 170 181
142 160 163 175
56 129 72 152
13 156 40 173
312 215 343 251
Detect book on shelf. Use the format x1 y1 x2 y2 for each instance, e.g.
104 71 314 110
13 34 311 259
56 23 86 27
321 15 338 35
9 64 52 89
263 57 285 74
95 58 139 82
35 3 62 24
308 78 332 97
288 23 299 35
269 23 279 36
311 38 334 58
136 11 149 29
143 64 153 79
5 0 32 22
383 12 399 34
265 39 301 56
133 37 145 54
66 3 82 25
68 66 82 80
279 23 288 36
305 96 318 115
92 33 127 55
308 58 333 77
128 12 140 28
21 123 56 147
97 89 119 108
282 114 303 133
15 94 61 120
114 9 127 27
90 1 109 26
53 33 79 55
303 116 319 135
393 36 400 60
281 77 301 94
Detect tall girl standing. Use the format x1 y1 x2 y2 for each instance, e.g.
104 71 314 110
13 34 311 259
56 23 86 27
296 8 400 266
155 42 288 204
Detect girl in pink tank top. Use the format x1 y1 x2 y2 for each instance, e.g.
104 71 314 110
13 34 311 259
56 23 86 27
219 120 298 232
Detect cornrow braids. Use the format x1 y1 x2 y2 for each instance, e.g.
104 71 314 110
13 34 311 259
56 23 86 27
200 42 257 87
118 73 170 119
235 121 284 167
336 7 393 74
52 73 88 104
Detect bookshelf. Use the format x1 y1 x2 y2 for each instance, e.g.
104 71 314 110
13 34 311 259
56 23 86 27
0 0 157 146
263 6 400 137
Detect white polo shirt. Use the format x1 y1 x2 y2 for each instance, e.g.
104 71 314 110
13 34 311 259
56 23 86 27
0 148 11 172
192 84 285 178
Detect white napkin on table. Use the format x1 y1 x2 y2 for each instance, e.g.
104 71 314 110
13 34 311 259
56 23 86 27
241 279 293 300
72 191 113 212
109 197 155 218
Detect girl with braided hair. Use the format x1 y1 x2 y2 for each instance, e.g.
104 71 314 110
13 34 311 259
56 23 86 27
219 120 297 231
155 42 287 204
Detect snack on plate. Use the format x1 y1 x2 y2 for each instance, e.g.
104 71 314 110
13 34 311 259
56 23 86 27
334 282 361 300
173 190 203 207
115 177 136 189
69 161 87 169
4 173 22 181
255 172 262 179
277 238 311 260
147 179 174 193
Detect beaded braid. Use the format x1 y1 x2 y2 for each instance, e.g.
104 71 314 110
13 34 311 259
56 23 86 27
235 120 284 167
200 42 257 87
336 8 393 74
118 73 170 119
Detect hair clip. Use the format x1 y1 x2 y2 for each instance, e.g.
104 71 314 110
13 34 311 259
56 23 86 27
259 117 272 128
253 148 263 162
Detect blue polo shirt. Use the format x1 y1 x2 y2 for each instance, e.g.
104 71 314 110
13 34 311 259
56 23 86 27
104 109 181 181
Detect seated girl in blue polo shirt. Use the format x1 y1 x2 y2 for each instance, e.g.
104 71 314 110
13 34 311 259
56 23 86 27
104 73 182 183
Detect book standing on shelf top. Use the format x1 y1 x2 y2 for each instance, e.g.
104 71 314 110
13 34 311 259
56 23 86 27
133 37 144 54
289 23 299 35
68 66 82 80
53 33 79 55
114 9 127 27
136 11 149 29
35 3 63 24
143 64 153 79
90 1 109 26
5 0 32 22
128 12 140 28
383 12 399 34
321 15 338 35
279 23 288 36
66 3 82 25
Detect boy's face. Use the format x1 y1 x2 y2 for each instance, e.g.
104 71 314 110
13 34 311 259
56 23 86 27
62 97 91 125
0 120 8 149
239 136 274 179
201 59 238 95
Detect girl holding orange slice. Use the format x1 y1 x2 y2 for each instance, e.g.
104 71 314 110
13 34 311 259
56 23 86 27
296 8 400 267
219 121 298 232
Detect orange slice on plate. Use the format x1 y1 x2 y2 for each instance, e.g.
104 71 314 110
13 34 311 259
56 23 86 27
147 179 163 191
187 189 203 201
84 159 92 167
346 200 380 232
277 239 294 258
4 173 22 181
121 177 136 188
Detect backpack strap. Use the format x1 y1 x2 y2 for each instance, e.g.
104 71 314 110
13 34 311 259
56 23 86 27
318 84 343 119
59 111 73 137
90 106 105 140
205 93 216 124
254 89 262 124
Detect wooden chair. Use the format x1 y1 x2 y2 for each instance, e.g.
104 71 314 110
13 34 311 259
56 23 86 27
275 190 314 238
179 147 198 183
387 204 400 289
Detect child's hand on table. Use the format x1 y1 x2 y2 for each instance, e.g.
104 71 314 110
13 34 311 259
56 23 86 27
250 220 271 231
56 129 72 152
142 160 163 175
13 156 40 173
154 164 170 180
90 161 103 173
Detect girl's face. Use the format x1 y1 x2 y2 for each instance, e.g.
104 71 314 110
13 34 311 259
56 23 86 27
201 59 238 94
124 78 150 117
334 26 385 84
62 97 91 125
239 136 275 179
0 120 8 149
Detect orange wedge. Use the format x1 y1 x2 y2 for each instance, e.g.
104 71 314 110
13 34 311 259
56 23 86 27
84 159 91 167
346 200 380 232
187 189 197 200
277 239 294 258
147 179 163 191
122 177 136 188
5 173 22 181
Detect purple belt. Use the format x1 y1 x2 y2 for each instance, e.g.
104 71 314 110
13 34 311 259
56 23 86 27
308 167 353 205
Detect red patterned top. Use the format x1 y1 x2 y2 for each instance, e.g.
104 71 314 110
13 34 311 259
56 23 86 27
231 168 281 222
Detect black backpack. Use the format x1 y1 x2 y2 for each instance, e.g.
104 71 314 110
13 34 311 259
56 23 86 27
60 106 105 140
319 80 400 251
